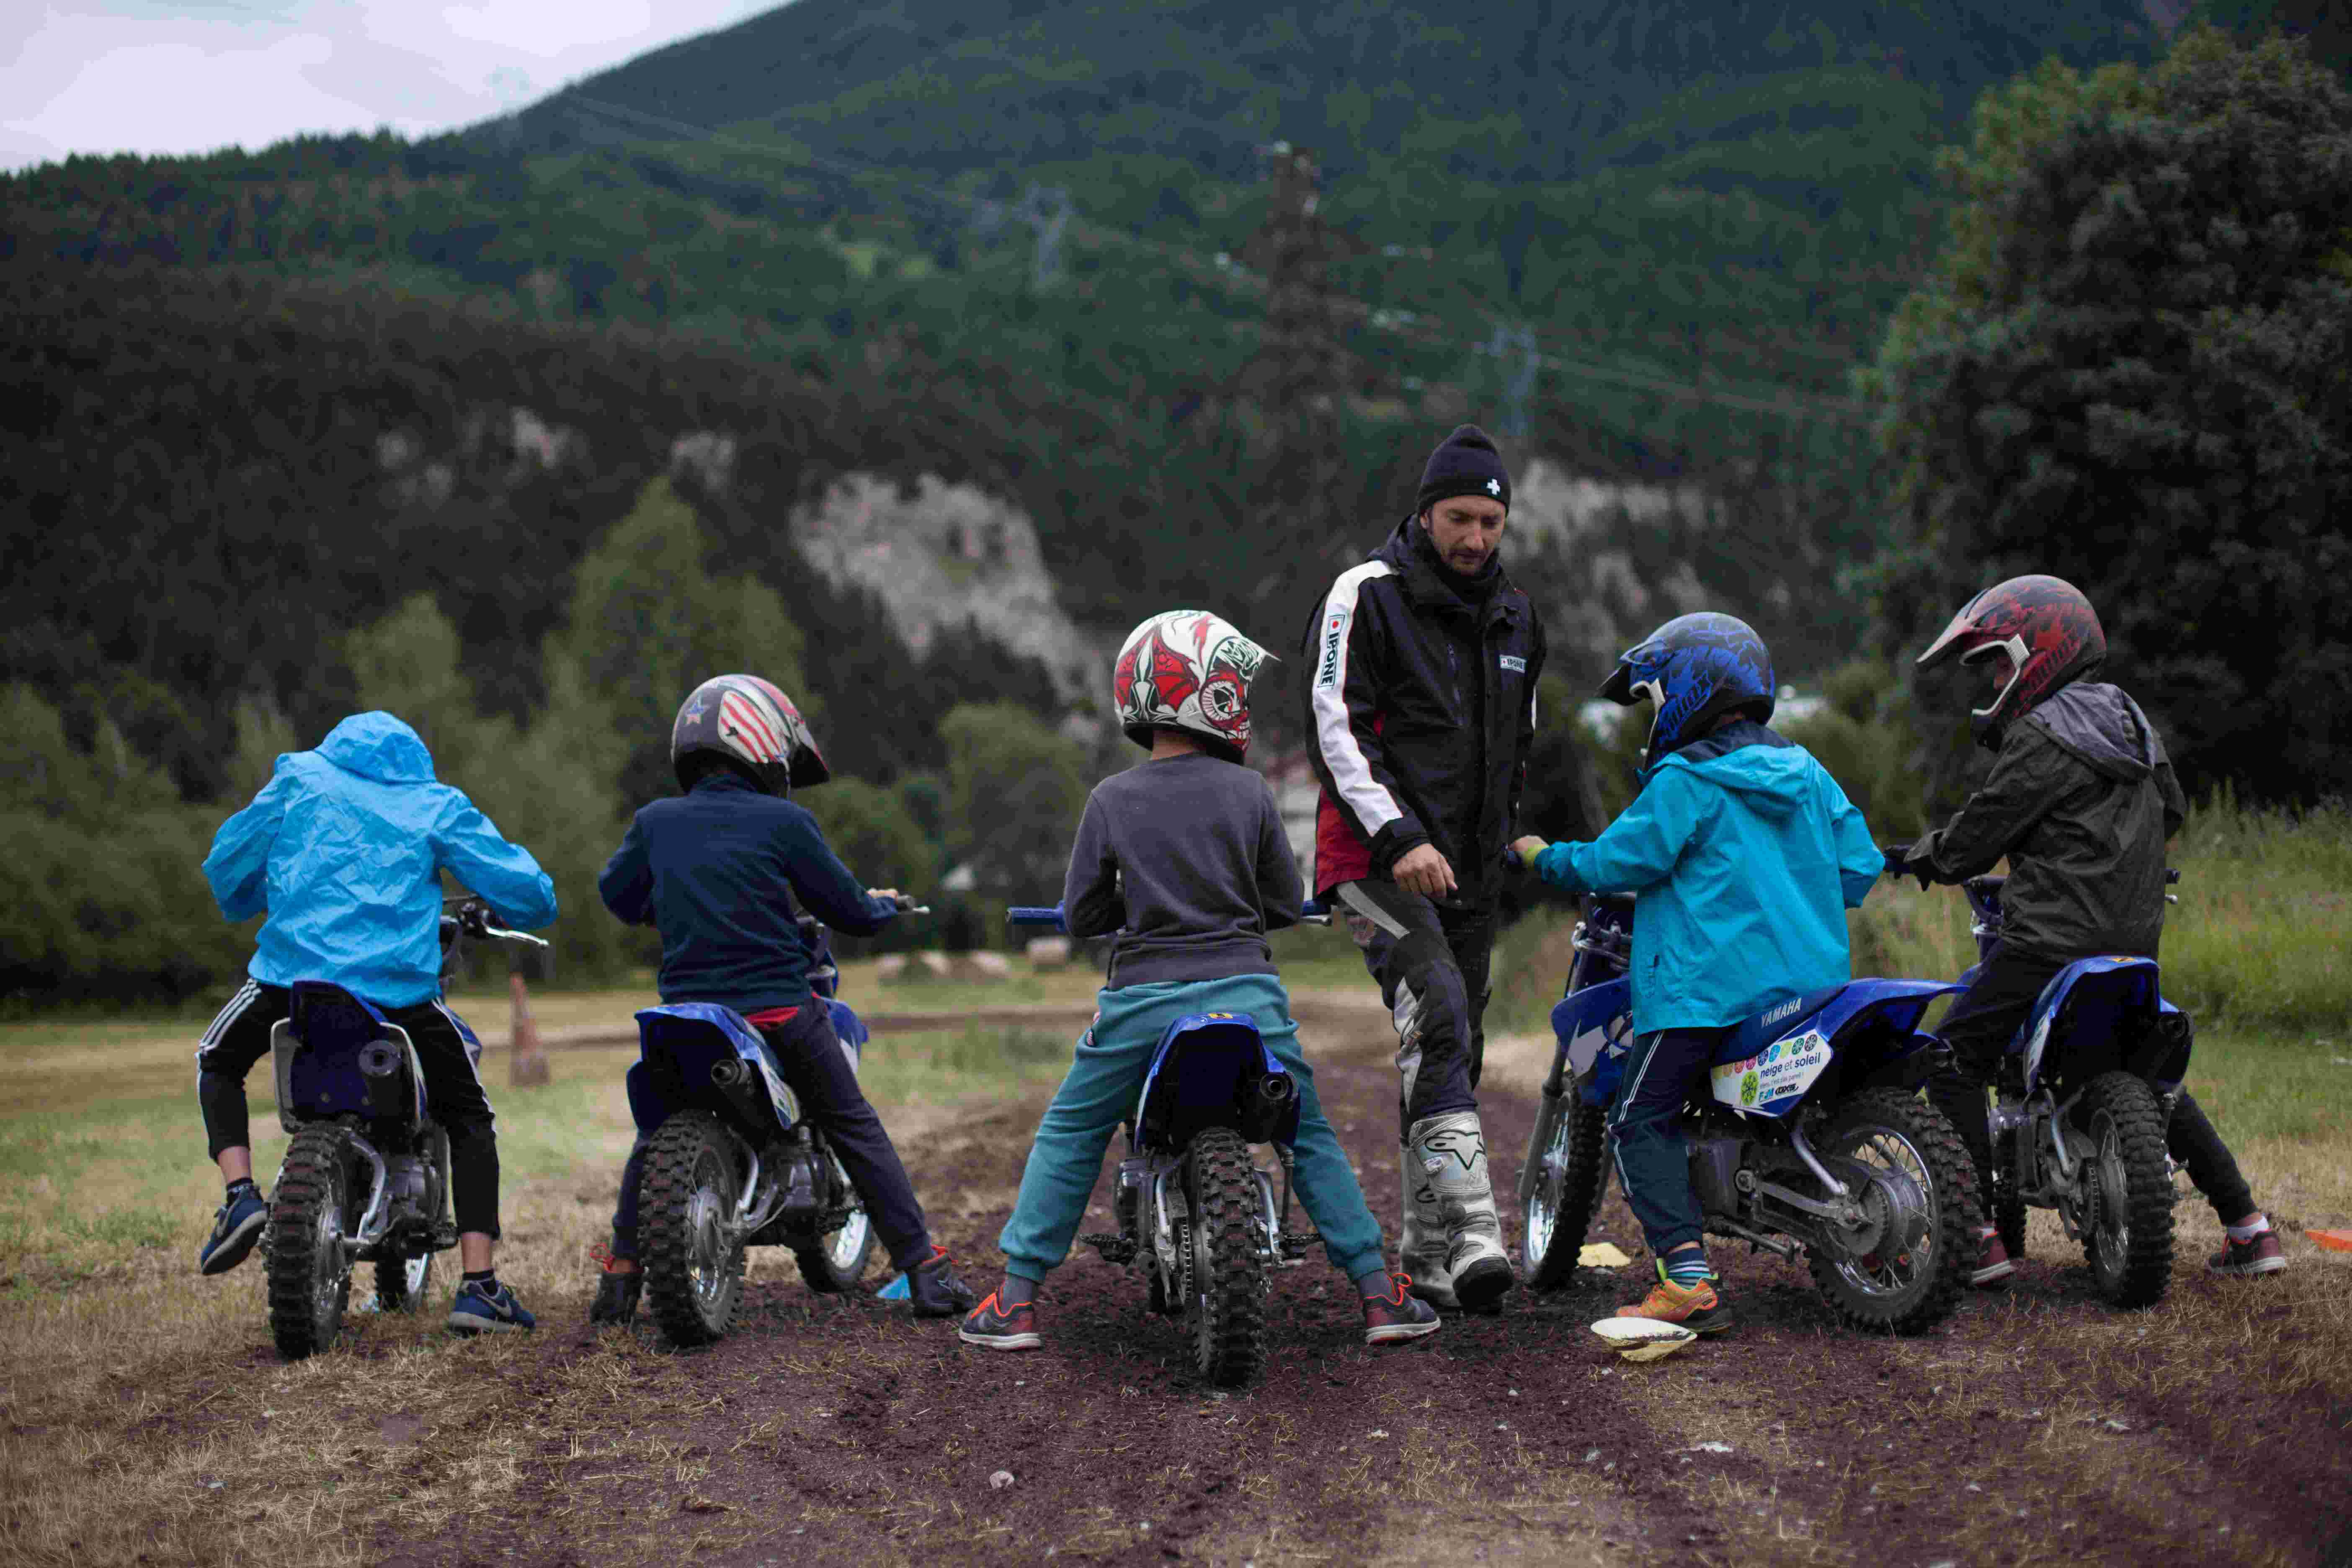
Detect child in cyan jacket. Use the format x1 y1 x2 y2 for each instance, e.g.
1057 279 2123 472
591 673 977 1325
957 611 1442 1354
196 711 557 1334
1511 614 1883 1335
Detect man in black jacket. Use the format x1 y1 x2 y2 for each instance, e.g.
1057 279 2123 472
1898 575 2287 1284
1300 424 1546 1310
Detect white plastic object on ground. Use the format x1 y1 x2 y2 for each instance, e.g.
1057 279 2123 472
1589 1315 1697 1362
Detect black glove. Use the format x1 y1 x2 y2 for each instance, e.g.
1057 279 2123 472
457 900 494 939
1880 843 1932 890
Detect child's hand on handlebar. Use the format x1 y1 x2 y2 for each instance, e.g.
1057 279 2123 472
1509 834 1549 869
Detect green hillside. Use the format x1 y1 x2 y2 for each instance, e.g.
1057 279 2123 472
0 1 2178 821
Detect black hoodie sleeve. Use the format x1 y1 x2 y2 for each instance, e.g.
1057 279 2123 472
1912 727 2067 883
1301 569 1431 872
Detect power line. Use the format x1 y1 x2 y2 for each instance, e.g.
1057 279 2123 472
552 92 1875 426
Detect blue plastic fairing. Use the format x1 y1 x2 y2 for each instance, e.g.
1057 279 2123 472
632 1003 799 1135
2010 958 2163 1091
1550 979 1634 1107
1134 1011 1300 1149
286 981 417 1124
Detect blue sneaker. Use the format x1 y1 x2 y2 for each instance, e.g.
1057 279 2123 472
448 1278 536 1334
198 1187 269 1276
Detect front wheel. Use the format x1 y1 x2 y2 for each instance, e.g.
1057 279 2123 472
1180 1128 1271 1387
2076 1072 2174 1308
1804 1089 1981 1335
1522 1092 1609 1291
640 1113 747 1346
793 1150 877 1292
266 1127 358 1360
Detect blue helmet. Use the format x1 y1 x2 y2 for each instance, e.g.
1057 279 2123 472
1598 612 1777 762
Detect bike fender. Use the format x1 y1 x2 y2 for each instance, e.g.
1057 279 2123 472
1135 1012 1298 1150
634 1004 799 1133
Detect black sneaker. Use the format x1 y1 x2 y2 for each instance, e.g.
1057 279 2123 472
958 1291 1042 1351
1361 1273 1442 1346
906 1246 980 1318
588 1248 641 1327
198 1186 269 1276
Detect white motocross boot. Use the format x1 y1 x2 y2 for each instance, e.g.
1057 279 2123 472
1407 1110 1514 1310
1398 1140 1459 1309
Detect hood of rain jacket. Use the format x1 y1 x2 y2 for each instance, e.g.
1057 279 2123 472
201 712 557 1006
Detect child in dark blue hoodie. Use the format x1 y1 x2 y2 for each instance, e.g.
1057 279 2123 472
591 674 977 1323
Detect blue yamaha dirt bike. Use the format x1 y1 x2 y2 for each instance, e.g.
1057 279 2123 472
1007 903 1325 1387
1956 872 2187 1308
262 899 544 1360
622 914 890 1346
1516 895 1982 1333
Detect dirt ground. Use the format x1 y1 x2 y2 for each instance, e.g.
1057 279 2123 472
158 1011 2352 1567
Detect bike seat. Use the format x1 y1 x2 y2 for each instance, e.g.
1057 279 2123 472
1715 985 1846 1065
290 981 391 1051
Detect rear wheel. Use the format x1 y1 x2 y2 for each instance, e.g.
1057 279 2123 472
1523 1093 1609 1291
1804 1090 1981 1334
266 1127 358 1360
640 1113 746 1347
1181 1129 1270 1387
2076 1072 2174 1308
793 1150 877 1292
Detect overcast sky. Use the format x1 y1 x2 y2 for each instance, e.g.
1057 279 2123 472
2 1 779 173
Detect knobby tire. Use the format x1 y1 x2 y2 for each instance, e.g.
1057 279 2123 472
2076 1072 2175 1309
640 1112 745 1347
1523 1094 1609 1291
1183 1128 1270 1387
1805 1088 1981 1335
266 1126 356 1361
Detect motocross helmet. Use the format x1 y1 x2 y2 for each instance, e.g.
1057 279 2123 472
670 673 829 796
1111 609 1274 762
1916 574 2106 745
1598 611 1776 763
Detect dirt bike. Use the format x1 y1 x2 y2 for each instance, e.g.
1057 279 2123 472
622 913 890 1346
1006 902 1326 1387
262 899 544 1360
1955 870 2187 1308
1518 894 1983 1333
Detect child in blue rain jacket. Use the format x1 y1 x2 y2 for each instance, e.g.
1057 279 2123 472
1511 614 1882 1336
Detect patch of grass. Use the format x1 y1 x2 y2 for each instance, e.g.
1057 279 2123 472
0 999 1075 1567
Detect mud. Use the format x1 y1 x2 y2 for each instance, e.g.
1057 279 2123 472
372 1014 2352 1567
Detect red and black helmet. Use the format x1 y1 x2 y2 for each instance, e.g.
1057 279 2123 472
1916 575 2106 743
670 673 830 796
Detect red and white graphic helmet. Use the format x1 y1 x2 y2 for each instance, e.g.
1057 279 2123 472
1111 610 1274 761
670 673 830 796
1916 574 2107 743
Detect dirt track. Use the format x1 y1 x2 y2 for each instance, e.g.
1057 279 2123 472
374 1013 2352 1568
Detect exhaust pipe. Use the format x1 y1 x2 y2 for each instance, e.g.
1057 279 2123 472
358 1040 403 1079
710 1058 747 1086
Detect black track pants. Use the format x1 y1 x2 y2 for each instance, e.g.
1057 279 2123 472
194 979 503 1237
1335 880 1494 1137
610 1001 934 1273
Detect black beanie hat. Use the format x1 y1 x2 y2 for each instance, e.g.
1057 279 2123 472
1415 423 1511 515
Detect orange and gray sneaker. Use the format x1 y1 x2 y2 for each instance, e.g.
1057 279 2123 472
1970 1225 2017 1288
1360 1272 1442 1346
959 1290 1042 1351
1623 1263 1735 1336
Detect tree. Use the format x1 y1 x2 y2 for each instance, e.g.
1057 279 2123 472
1868 28 2352 801
546 477 813 808
939 702 1089 897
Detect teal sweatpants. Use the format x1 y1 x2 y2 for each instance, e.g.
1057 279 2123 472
997 974 1387 1283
